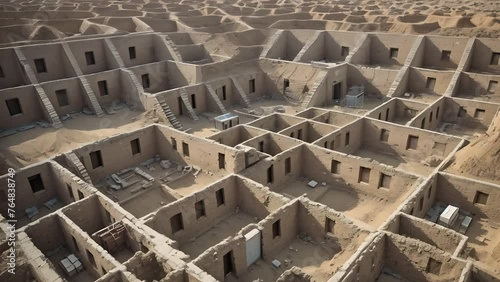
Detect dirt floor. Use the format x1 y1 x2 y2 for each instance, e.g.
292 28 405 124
180 211 257 260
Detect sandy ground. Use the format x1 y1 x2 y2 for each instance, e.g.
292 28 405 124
1 0 498 47
0 108 161 174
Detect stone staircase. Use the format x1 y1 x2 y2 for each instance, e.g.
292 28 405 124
34 85 63 128
445 37 475 97
404 35 425 66
179 88 198 121
260 30 284 58
206 84 228 114
157 97 183 130
293 31 322 62
79 78 105 116
104 38 126 68
65 152 92 184
230 76 251 108
345 33 369 64
301 69 328 108
163 35 183 62
14 48 63 128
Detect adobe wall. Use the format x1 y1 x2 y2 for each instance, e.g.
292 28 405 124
236 176 290 218
320 118 363 154
259 200 299 259
0 85 45 130
298 32 325 62
159 83 209 116
361 118 463 160
67 38 113 75
334 233 385 282
21 43 76 82
22 214 66 255
0 162 67 216
385 213 465 254
233 71 266 103
408 97 445 130
259 59 324 99
62 195 113 234
301 145 421 201
128 62 170 94
314 64 348 107
468 38 500 74
436 172 500 222
144 176 238 243
0 48 25 89
325 31 361 62
400 174 437 218
41 77 87 116
457 72 500 97
422 36 469 70
73 125 157 181
207 125 267 147
384 233 466 281
155 125 246 173
442 97 499 127
240 144 302 191
85 69 124 106
369 34 417 66
408 67 455 95
348 66 399 97
191 231 247 281
110 34 156 68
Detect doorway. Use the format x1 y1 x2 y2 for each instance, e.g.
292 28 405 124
223 251 235 277
332 82 342 101
178 97 183 115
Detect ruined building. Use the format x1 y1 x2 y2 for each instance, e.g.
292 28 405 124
1 0 500 281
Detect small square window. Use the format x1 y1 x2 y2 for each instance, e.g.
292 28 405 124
34 58 47 73
325 217 335 233
5 98 23 116
389 48 399 58
98 80 108 96
86 250 96 267
182 142 189 157
426 77 436 90
249 79 256 93
90 150 103 169
490 52 500 65
331 160 340 174
474 191 489 205
171 137 177 150
78 190 84 200
406 135 419 150
85 51 96 65
56 89 69 107
170 213 184 233
474 109 486 120
195 200 206 219
285 157 291 175
487 80 497 94
379 173 391 188
28 174 44 193
341 46 349 57
130 138 141 155
129 46 136 60
142 74 150 89
380 129 389 142
441 50 451 61
216 188 225 206
272 219 281 238
358 167 371 184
